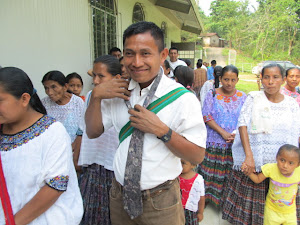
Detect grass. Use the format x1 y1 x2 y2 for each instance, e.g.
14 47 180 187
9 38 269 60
236 80 258 94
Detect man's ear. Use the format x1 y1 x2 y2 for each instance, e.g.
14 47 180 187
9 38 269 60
160 48 169 63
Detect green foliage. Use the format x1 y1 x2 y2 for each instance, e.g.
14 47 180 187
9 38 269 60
200 0 300 65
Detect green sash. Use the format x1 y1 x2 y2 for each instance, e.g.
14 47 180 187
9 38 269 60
119 87 189 144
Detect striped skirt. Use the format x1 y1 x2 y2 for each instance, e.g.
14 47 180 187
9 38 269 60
198 146 233 207
222 169 300 225
79 164 114 225
184 209 198 225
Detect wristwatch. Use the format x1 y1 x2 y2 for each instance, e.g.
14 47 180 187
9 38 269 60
157 128 172 143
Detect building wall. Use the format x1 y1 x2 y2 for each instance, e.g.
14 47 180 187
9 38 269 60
116 0 182 49
0 0 183 97
0 0 93 97
210 35 220 47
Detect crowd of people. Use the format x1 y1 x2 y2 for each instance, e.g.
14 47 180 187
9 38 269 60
0 21 300 225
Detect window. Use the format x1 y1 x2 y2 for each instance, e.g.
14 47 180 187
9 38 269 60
91 0 117 58
132 3 145 23
161 22 167 47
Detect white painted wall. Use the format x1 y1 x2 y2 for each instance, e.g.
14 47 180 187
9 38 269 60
116 0 183 50
0 0 93 98
0 0 184 98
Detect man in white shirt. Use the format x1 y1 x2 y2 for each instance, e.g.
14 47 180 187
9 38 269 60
85 21 206 225
167 47 187 78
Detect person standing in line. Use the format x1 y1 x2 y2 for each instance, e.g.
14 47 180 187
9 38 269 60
66 72 85 101
167 47 187 78
41 71 85 171
193 59 207 99
109 47 122 59
280 67 300 106
78 55 121 225
198 65 247 207
85 21 207 225
200 66 222 107
0 67 83 225
222 64 300 225
207 60 217 80
179 159 205 225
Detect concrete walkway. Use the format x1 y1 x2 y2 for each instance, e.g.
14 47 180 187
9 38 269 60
199 204 231 225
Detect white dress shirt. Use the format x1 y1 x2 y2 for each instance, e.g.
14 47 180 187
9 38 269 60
102 67 207 190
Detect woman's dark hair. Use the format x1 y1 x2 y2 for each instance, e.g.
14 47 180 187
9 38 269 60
261 64 285 78
66 72 83 86
42 70 67 86
0 67 47 114
221 65 239 78
286 67 300 77
94 55 122 76
277 144 300 162
163 60 170 70
174 65 194 89
196 59 203 68
213 66 223 88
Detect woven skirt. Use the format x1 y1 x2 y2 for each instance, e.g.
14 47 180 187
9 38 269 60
184 209 198 225
79 164 114 225
198 146 233 207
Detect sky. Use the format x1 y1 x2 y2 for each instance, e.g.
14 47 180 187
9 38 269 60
198 0 259 16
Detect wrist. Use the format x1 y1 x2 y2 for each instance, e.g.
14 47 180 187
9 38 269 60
156 124 169 138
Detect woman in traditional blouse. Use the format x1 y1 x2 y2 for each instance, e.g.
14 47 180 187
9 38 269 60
198 65 247 207
41 71 85 171
0 67 83 224
222 64 300 225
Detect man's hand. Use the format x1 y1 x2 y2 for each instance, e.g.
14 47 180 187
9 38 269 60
91 78 130 101
128 104 168 137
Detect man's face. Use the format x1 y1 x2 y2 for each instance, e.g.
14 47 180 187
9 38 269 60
169 49 178 62
111 51 122 59
123 32 168 87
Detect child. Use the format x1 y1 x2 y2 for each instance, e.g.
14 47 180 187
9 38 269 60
66 72 85 101
242 144 300 225
179 159 205 225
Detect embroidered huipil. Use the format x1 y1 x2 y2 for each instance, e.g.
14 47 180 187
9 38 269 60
280 86 300 106
0 116 83 224
202 90 247 149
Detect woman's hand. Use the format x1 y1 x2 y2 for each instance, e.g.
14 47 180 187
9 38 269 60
220 130 233 142
242 155 255 176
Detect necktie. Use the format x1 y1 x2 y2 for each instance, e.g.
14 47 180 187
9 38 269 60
123 74 162 219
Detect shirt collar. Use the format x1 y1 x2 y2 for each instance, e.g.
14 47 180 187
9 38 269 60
128 67 165 98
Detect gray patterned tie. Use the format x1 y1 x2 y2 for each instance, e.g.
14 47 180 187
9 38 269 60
123 74 162 219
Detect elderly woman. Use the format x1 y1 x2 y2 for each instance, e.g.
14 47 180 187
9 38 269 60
222 64 300 225
281 67 300 106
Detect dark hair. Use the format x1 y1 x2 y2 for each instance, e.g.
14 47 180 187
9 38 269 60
261 64 285 78
0 67 46 114
286 67 300 77
123 21 164 52
42 70 67 86
109 47 121 55
197 59 203 68
163 60 170 70
94 55 121 76
277 144 300 162
174 65 194 88
221 65 239 78
211 60 217 65
182 59 192 67
213 66 223 88
169 47 178 53
66 72 83 86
